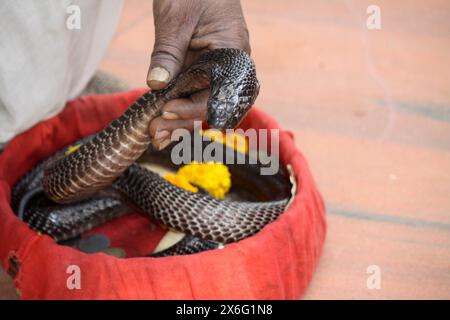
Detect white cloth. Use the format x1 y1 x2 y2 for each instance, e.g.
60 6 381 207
0 0 123 143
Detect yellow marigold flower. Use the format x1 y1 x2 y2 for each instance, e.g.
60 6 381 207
177 161 231 199
200 129 248 154
163 173 198 193
163 162 232 199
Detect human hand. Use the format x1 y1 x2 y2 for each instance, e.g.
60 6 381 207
147 0 250 150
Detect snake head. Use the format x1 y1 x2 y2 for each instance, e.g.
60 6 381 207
207 77 260 130
200 48 260 130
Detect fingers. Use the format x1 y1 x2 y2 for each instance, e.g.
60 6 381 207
147 0 200 90
150 118 198 150
148 0 251 91
189 0 250 53
147 0 251 150
149 90 208 150
190 31 251 54
162 90 209 120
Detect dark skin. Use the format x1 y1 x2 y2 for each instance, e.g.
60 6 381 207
147 0 250 150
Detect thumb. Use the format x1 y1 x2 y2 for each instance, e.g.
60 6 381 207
147 26 192 90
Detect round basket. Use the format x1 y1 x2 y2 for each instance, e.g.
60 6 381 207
0 89 326 299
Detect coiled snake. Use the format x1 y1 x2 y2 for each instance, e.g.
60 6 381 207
12 49 294 256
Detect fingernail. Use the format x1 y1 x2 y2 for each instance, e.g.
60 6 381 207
162 111 179 120
154 130 170 140
147 67 170 88
157 138 171 150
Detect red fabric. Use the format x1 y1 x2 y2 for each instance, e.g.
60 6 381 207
0 89 326 299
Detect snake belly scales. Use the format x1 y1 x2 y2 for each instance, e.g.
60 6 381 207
11 49 293 257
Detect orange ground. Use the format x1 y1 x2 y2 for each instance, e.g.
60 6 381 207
1 0 449 299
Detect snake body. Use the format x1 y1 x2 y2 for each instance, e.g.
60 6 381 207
43 49 259 203
13 49 294 255
114 164 288 244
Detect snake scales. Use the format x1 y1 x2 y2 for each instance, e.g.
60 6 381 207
12 49 293 256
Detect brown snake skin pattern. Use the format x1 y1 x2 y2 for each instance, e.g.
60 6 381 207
41 48 291 244
114 164 289 243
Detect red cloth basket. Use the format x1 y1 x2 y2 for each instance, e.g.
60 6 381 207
0 89 326 299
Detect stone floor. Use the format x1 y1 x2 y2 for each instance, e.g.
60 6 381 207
1 0 449 299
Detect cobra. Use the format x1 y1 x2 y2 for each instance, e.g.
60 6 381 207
13 49 294 255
